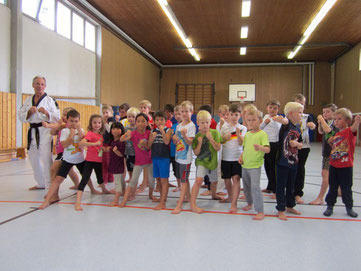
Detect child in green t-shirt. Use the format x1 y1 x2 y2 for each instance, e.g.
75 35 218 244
239 108 270 220
191 110 222 214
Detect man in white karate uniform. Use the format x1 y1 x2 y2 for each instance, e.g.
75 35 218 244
18 76 60 190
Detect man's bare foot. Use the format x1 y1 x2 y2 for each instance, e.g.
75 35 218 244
200 190 212 196
230 206 237 213
253 212 265 220
295 196 304 204
108 201 119 206
171 208 182 214
242 204 252 211
91 190 103 195
74 203 83 211
269 194 276 199
154 202 166 210
29 186 45 190
172 187 181 192
219 198 232 203
119 201 126 208
191 206 204 214
309 198 324 205
286 207 301 215
217 192 227 196
38 202 50 210
278 211 287 220
262 189 272 193
212 195 224 200
69 185 78 190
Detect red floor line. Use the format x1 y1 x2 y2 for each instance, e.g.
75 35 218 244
1 200 361 222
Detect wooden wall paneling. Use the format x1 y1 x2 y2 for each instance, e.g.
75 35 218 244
0 92 3 149
11 93 16 148
2 92 8 149
7 94 12 148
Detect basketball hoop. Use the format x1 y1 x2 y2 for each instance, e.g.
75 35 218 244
240 96 245 104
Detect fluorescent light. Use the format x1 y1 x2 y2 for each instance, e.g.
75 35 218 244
240 47 247 55
287 0 337 59
240 26 248 39
242 0 251 17
157 0 200 61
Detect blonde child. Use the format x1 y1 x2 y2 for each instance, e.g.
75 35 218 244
75 114 110 211
170 105 182 192
171 101 196 214
119 113 156 208
323 109 360 218
39 110 85 209
220 103 247 212
260 99 288 198
238 109 270 220
190 110 222 214
292 94 316 204
310 103 338 205
148 111 172 210
276 102 303 220
108 122 126 206
102 105 115 185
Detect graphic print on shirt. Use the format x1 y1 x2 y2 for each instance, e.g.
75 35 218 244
283 129 301 165
330 135 349 163
198 137 212 162
176 130 189 160
138 139 148 151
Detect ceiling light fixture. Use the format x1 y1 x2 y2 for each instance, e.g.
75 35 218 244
157 0 200 61
287 0 337 59
241 0 251 17
240 26 248 39
240 47 247 55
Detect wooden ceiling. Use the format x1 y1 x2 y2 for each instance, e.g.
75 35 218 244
79 0 361 65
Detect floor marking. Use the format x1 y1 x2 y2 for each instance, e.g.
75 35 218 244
1 200 361 222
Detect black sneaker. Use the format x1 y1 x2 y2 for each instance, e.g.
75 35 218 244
346 208 358 218
323 207 333 217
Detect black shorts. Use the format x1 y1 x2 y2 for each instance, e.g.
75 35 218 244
126 155 135 172
221 160 242 179
55 152 63 161
170 156 180 179
57 160 85 178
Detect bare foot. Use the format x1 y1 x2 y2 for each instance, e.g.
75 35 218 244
119 201 126 208
136 185 146 194
38 202 50 210
253 212 265 220
219 198 232 203
152 197 161 202
262 189 272 193
102 190 112 194
191 206 204 214
109 189 115 194
74 203 83 211
201 184 208 188
108 201 119 206
269 194 276 199
172 187 181 192
212 195 224 201
278 211 287 220
239 195 246 200
230 206 237 213
49 197 60 203
309 198 324 205
286 207 301 215
69 185 78 190
217 192 227 196
200 190 212 196
29 186 45 190
154 202 166 210
127 195 136 201
168 183 176 187
242 204 252 211
154 187 160 192
295 196 304 204
91 190 103 195
171 208 182 214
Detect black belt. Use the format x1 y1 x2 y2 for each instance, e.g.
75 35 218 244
27 123 43 150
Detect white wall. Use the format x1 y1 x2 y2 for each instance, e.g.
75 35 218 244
22 16 96 99
0 4 11 92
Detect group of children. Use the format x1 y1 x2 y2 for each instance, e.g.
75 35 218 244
38 95 360 220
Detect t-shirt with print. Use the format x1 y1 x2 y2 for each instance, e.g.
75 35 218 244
84 131 103 163
220 122 247 161
277 122 303 169
108 139 125 174
175 121 196 164
60 128 85 164
170 122 179 157
242 130 269 169
131 129 152 166
151 127 170 159
192 129 221 170
124 126 136 156
329 127 356 168
260 114 282 143
299 114 313 149
322 120 338 157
